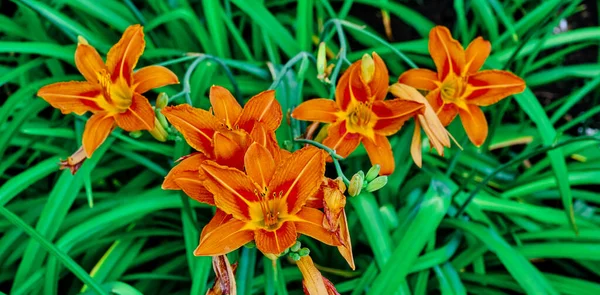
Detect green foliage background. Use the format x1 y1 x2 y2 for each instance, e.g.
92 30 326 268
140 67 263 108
1 0 600 294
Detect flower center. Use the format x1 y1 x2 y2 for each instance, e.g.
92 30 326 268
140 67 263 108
440 75 466 105
254 188 284 229
348 102 372 128
97 70 132 113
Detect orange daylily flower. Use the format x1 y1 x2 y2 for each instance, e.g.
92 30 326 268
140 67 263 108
398 26 526 146
389 83 451 167
194 144 342 256
161 86 283 204
37 25 179 158
292 53 424 175
297 255 341 295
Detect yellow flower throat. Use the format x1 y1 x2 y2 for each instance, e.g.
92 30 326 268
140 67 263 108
97 70 133 114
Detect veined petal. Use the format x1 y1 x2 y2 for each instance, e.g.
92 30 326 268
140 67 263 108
372 98 424 135
213 132 246 171
236 90 282 132
254 221 297 255
367 52 389 101
466 70 526 106
335 63 355 111
398 68 439 91
464 37 491 75
200 209 233 242
194 217 254 256
37 81 102 115
163 153 215 205
114 93 154 131
210 86 243 127
291 99 340 123
75 43 105 83
296 255 329 295
321 121 361 159
426 89 459 126
293 207 340 247
163 152 206 189
201 161 261 220
348 61 371 103
245 143 276 189
106 24 145 85
133 65 179 94
429 26 465 79
82 112 115 157
361 134 394 175
336 210 355 270
410 121 423 168
162 104 222 155
249 122 282 162
267 146 326 215
458 104 488 147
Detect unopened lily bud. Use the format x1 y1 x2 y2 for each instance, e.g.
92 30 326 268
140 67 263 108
361 53 375 83
365 164 381 181
348 172 364 197
77 35 89 45
291 241 302 252
317 42 327 78
290 253 301 261
156 110 169 130
298 248 310 257
367 176 388 192
129 130 143 138
149 117 168 142
156 92 168 109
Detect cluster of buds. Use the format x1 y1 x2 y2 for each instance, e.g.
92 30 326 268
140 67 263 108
348 164 388 197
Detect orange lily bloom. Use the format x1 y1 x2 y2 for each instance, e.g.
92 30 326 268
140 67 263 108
292 53 424 175
398 26 525 146
37 25 179 157
194 144 342 256
161 86 283 204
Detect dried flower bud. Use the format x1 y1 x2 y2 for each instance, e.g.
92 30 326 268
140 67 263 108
366 176 388 192
322 178 346 231
365 164 381 181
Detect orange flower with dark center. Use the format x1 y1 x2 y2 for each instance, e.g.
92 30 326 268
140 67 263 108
292 53 424 175
37 25 179 157
399 26 525 146
161 86 283 204
194 144 341 256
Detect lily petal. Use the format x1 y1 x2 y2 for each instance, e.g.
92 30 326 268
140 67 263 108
106 24 145 85
429 26 465 79
213 132 246 171
321 121 361 159
114 93 155 131
466 70 526 106
236 90 282 132
133 65 179 94
37 81 102 115
458 104 488 146
201 161 261 220
255 221 297 255
245 143 276 188
194 217 254 256
293 207 341 247
397 68 439 91
464 37 491 75
410 121 423 168
82 112 115 157
336 210 355 270
367 52 389 101
74 43 106 83
361 134 394 175
291 99 340 123
335 62 355 111
199 209 233 242
372 98 424 135
163 153 215 205
210 86 243 127
268 146 326 215
161 104 222 155
427 89 459 126
249 122 282 162
348 61 371 103
296 255 328 295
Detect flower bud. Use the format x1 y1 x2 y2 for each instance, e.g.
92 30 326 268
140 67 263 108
361 53 375 83
365 164 381 181
156 92 169 109
290 253 301 261
149 117 168 142
77 36 89 45
298 248 310 257
348 172 364 197
366 176 388 192
317 42 327 79
291 241 301 252
129 130 143 138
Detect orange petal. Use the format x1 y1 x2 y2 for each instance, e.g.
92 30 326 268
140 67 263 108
410 121 423 168
199 209 233 242
466 70 526 106
426 89 459 126
429 26 465 79
397 68 439 91
371 98 424 136
163 152 206 189
348 60 371 103
236 90 282 132
458 104 488 146
249 122 282 162
335 63 356 111
161 104 222 155
210 86 243 128
255 221 297 255
321 121 361 159
114 93 155 131
163 153 215 205
106 24 145 85
74 43 105 83
464 37 491 75
37 81 102 115
133 65 179 94
201 161 261 220
268 146 326 215
213 132 246 171
362 134 394 175
367 52 390 101
195 217 254 256
336 210 355 270
293 207 341 247
82 112 115 157
244 143 276 188
296 255 328 295
291 99 340 123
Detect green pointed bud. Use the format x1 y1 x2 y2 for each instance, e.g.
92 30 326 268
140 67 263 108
156 110 169 130
283 140 293 151
361 53 375 83
283 247 290 255
290 253 301 261
129 131 143 138
365 164 381 182
298 248 310 257
244 241 256 249
291 241 301 252
367 176 388 192
156 92 169 109
317 42 327 78
149 117 168 142
348 172 364 197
